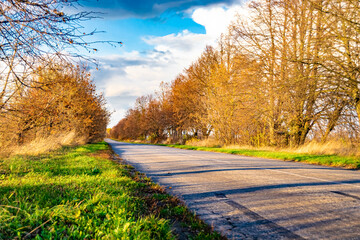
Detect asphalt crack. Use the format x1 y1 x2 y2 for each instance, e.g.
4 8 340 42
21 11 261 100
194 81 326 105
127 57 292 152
331 191 360 201
214 193 305 240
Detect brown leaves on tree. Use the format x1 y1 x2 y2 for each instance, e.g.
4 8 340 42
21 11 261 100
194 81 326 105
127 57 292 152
1 62 109 149
110 0 360 146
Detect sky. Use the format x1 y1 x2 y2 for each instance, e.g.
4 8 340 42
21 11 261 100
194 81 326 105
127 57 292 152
78 0 246 127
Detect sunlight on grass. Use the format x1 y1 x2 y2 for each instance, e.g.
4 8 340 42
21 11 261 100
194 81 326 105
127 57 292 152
0 142 222 239
0 142 173 239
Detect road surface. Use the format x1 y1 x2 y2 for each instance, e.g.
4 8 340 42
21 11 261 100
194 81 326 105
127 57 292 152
106 139 360 239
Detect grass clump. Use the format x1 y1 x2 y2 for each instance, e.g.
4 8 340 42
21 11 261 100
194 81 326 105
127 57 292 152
0 142 223 239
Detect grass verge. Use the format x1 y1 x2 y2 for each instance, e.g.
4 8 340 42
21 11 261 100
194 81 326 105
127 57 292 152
158 144 360 170
0 141 224 239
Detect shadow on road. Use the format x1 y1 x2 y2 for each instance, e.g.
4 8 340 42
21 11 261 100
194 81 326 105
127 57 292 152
181 179 360 200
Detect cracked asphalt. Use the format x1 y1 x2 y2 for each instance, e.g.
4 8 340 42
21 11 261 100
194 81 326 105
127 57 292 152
106 139 360 239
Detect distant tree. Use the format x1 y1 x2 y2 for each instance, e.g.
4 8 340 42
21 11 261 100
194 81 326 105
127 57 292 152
169 74 207 141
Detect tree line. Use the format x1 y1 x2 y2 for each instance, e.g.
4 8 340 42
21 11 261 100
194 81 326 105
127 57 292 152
111 0 360 147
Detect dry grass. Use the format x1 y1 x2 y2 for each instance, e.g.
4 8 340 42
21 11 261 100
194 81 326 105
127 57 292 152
290 141 360 157
224 144 277 151
185 138 223 148
222 140 359 157
187 138 360 157
11 131 86 156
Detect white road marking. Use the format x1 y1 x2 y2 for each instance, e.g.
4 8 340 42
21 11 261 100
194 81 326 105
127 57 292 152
265 168 360 189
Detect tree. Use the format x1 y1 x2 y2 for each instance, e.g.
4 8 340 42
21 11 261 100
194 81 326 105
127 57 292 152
0 0 113 110
311 0 360 128
231 0 289 145
230 0 333 145
2 62 109 147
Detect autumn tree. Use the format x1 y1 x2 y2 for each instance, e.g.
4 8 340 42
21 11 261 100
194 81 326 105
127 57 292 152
230 0 288 145
169 73 207 141
0 0 113 111
111 94 172 143
1 62 109 149
309 0 360 129
111 0 360 146
230 0 335 145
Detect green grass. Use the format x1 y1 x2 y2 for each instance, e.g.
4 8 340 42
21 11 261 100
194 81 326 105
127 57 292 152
159 144 360 169
0 142 223 239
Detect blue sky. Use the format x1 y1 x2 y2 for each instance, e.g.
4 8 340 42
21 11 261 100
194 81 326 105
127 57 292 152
77 0 245 126
81 11 206 54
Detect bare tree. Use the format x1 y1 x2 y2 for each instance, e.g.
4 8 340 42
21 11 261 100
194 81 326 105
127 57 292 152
0 0 118 110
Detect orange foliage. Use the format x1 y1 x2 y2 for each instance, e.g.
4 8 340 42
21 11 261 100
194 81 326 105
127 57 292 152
0 62 109 153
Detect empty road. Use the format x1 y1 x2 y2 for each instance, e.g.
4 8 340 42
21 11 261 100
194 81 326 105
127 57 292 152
106 139 360 239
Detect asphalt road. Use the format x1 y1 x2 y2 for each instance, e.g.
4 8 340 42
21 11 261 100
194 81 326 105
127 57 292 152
106 139 360 240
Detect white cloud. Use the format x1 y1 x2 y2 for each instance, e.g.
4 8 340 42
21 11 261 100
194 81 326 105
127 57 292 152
143 30 211 55
192 4 246 38
95 3 245 127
